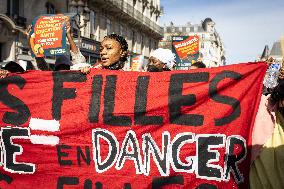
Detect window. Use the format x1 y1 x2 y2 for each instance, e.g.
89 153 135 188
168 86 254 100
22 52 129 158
201 43 204 49
166 27 171 33
46 2 56 14
175 27 179 32
0 43 2 62
141 35 145 54
7 0 26 26
132 30 136 52
149 38 152 52
154 41 157 49
90 10 96 38
106 18 111 35
119 24 124 36
7 0 20 16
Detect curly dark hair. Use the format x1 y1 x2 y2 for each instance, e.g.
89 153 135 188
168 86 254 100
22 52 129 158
104 34 129 62
192 61 206 68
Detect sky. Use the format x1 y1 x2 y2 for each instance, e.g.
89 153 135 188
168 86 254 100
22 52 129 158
160 0 284 64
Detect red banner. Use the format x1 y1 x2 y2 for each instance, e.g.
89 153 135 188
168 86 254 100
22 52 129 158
0 63 267 189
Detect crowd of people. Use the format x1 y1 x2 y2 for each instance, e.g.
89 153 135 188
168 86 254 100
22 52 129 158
0 17 208 77
0 17 284 188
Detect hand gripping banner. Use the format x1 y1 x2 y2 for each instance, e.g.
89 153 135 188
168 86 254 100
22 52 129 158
0 62 267 189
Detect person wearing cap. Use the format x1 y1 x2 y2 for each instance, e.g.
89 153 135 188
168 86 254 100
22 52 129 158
146 48 176 72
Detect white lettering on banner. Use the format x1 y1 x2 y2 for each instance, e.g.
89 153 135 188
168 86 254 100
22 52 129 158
92 129 247 183
0 126 246 184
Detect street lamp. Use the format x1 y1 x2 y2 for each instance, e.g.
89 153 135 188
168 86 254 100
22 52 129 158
69 0 90 47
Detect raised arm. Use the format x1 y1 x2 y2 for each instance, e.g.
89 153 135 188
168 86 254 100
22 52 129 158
64 16 86 64
26 25 50 71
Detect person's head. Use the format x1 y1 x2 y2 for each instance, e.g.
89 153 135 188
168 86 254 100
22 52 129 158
147 48 176 72
100 34 129 70
271 80 284 116
190 61 206 69
3 60 27 73
55 55 71 71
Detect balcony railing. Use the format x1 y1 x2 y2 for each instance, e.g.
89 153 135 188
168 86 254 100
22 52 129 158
97 0 163 36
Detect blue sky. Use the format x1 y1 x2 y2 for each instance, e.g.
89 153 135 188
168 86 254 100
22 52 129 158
160 0 284 64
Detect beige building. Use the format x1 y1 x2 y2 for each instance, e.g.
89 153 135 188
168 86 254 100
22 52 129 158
159 18 226 68
258 38 284 66
0 0 163 68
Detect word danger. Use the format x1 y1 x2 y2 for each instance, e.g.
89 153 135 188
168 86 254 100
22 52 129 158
57 129 246 184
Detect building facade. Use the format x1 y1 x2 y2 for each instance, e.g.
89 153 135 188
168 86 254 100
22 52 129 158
0 0 163 68
258 39 283 64
159 18 226 68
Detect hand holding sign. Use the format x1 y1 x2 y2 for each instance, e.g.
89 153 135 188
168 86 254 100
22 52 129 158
29 14 69 57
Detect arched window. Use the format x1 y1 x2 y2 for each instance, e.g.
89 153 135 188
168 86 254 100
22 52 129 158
46 2 56 14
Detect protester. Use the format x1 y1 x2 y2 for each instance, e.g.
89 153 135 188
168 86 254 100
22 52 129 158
80 33 129 73
28 16 89 71
0 60 30 78
250 74 284 188
189 61 206 69
54 55 72 71
146 48 176 72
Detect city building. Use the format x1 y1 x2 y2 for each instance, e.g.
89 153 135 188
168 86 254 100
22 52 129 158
159 18 226 68
258 39 283 63
269 41 283 62
0 0 163 68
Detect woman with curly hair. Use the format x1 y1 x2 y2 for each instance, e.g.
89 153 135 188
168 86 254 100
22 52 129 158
81 33 129 73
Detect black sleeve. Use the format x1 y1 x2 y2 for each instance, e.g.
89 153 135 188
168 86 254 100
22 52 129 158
35 57 50 71
271 80 284 102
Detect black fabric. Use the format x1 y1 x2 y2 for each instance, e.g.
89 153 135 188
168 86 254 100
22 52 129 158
104 61 125 70
147 65 162 72
55 64 71 71
3 61 25 73
55 56 71 71
271 80 284 102
35 57 50 71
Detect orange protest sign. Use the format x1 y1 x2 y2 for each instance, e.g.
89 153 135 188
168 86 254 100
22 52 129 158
30 14 68 57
